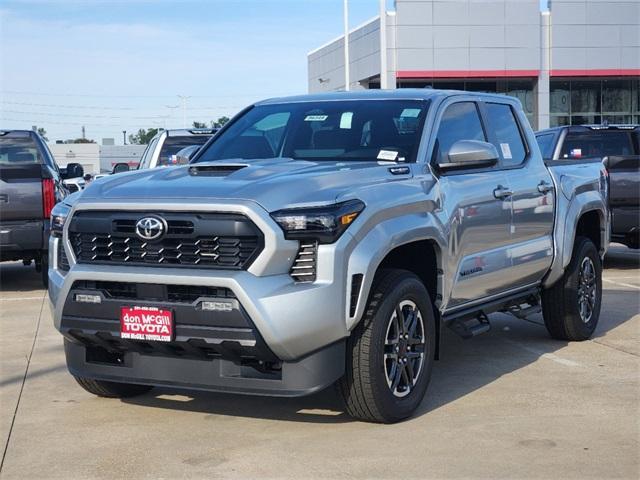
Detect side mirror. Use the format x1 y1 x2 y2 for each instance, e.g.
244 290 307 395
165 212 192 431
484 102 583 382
62 162 84 179
112 163 130 174
438 140 498 171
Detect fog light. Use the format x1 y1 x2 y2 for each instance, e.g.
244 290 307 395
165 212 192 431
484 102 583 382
75 294 101 304
201 301 233 312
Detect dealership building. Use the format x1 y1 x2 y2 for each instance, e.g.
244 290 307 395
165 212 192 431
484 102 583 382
307 0 640 129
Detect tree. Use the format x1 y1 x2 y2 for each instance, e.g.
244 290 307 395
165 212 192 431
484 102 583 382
192 121 207 128
211 116 230 128
128 128 159 145
36 127 48 141
66 138 96 144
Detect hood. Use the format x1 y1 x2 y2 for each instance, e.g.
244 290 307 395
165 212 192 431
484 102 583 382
78 158 408 212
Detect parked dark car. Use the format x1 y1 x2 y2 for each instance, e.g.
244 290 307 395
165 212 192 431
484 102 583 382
535 125 639 249
0 129 81 284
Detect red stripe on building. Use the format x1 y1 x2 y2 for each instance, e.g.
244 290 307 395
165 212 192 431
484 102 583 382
396 70 540 79
396 69 640 79
550 69 640 77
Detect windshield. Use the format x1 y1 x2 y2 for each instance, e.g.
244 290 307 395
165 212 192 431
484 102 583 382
158 135 211 166
195 100 429 163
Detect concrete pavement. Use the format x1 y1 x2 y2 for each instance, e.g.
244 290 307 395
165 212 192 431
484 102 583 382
0 246 638 479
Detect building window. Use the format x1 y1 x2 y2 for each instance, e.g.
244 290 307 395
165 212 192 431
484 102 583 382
550 77 640 127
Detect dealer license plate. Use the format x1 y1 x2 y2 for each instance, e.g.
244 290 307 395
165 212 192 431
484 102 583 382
120 306 173 342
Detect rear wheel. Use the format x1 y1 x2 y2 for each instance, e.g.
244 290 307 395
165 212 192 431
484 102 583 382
542 237 602 341
338 269 436 423
74 376 153 398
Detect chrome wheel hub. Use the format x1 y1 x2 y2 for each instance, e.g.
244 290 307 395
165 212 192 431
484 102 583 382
383 300 426 398
578 257 597 323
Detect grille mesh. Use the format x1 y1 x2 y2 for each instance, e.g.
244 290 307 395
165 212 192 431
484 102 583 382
68 211 263 270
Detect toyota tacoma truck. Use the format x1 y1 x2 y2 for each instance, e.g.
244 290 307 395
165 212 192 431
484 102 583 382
48 90 609 423
535 124 639 249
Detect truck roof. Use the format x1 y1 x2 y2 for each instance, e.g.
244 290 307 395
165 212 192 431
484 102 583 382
537 124 640 135
163 128 218 137
256 88 511 105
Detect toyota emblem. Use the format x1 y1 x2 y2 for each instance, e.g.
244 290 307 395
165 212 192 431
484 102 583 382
135 216 166 241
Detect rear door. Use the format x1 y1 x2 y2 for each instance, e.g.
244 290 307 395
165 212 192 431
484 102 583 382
431 100 513 309
483 102 555 288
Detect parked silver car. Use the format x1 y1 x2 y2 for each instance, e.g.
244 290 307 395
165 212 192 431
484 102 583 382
48 90 608 422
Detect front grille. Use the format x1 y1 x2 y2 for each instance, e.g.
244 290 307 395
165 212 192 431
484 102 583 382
68 211 263 270
290 242 317 283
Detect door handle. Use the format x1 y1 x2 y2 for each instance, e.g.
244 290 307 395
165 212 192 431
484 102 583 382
537 181 553 194
493 185 513 199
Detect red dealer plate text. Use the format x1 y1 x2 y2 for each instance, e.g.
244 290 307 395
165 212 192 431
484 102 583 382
120 306 173 342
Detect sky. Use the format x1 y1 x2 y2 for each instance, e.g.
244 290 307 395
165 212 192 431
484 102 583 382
0 0 381 143
0 0 546 144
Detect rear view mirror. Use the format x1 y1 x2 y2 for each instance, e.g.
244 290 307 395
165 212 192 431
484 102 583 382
62 162 84 179
439 140 498 171
112 163 130 174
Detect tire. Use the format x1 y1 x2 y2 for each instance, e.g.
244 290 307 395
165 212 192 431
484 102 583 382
338 269 436 423
74 376 153 398
542 237 602 341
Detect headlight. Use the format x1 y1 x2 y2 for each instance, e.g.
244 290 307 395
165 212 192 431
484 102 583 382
50 202 71 237
271 200 365 244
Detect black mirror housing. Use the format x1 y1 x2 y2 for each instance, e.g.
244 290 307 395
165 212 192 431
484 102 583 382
62 162 84 179
112 162 131 174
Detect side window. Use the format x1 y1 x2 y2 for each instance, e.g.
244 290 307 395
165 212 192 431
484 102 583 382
535 133 556 160
485 103 527 167
434 102 486 165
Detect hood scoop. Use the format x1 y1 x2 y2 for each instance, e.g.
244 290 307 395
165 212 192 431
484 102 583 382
188 164 247 177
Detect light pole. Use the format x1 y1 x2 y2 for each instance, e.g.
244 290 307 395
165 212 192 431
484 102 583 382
379 0 388 89
177 95 191 128
343 0 350 91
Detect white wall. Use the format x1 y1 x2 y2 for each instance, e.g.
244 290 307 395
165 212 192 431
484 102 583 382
48 143 100 175
48 143 147 175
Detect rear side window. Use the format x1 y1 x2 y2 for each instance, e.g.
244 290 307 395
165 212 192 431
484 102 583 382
433 102 486 165
484 103 527 167
535 133 556 160
560 131 633 159
0 136 41 165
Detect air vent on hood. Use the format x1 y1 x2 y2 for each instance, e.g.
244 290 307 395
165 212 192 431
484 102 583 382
189 164 247 177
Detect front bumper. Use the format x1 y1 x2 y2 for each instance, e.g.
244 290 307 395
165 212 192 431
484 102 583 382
63 338 344 397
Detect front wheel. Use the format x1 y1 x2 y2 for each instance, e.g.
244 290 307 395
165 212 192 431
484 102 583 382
338 269 436 423
542 237 602 341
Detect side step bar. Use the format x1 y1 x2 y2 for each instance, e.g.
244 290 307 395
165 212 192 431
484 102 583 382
442 287 541 339
448 312 491 339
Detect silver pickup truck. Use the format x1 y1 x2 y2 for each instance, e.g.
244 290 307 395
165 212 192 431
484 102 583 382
48 90 609 423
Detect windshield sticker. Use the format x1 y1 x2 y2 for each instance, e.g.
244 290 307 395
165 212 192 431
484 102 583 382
304 115 328 122
570 148 582 158
339 112 353 129
377 150 398 161
400 108 421 118
500 143 512 160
